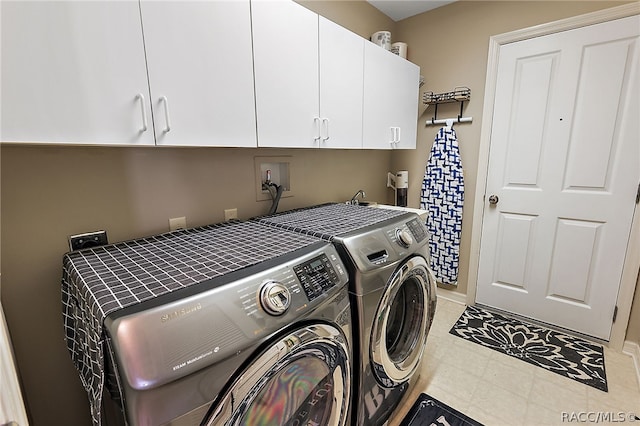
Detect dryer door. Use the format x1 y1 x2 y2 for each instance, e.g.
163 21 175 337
204 323 351 426
370 256 436 387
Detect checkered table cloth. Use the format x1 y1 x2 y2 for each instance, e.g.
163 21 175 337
62 221 321 425
254 203 407 241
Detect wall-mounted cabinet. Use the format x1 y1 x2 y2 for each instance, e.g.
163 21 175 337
252 1 365 149
1 0 419 150
318 17 365 149
363 42 420 149
252 0 320 148
1 1 256 147
140 1 257 147
1 1 155 145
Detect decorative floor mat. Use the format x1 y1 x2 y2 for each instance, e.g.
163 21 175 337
450 305 608 392
400 393 483 426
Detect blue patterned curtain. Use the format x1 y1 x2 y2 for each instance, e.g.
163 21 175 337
420 126 464 285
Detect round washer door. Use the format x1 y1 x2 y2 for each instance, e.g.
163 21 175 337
204 323 351 426
370 255 435 387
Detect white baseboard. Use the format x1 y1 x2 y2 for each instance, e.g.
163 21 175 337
622 340 640 390
436 286 467 305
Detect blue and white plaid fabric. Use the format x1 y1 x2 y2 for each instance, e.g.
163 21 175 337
420 126 464 285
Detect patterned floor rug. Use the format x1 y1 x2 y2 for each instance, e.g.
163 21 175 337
400 393 483 426
450 305 608 392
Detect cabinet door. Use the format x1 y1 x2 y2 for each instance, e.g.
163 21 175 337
363 43 420 149
252 0 320 148
390 54 420 149
140 1 256 147
1 1 154 145
318 17 364 149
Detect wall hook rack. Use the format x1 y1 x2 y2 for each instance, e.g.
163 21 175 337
423 86 473 126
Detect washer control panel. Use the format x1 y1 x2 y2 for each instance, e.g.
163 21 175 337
293 253 342 302
239 244 347 318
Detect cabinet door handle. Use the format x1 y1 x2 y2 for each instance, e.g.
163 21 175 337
135 93 148 132
160 96 171 133
390 127 400 147
314 117 321 143
322 118 330 142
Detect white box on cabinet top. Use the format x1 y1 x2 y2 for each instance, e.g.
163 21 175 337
1 1 155 145
1 1 257 147
363 42 420 149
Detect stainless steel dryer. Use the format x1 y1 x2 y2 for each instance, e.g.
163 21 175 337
254 204 437 426
62 221 352 426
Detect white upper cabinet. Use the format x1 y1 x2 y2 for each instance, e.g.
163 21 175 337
318 17 364 149
2 0 418 150
1 1 256 147
140 1 256 147
252 1 365 149
1 1 154 145
363 42 420 149
252 0 320 148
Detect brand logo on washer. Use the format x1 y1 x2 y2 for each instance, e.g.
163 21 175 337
161 303 202 323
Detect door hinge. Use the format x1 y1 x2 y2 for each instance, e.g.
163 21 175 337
636 182 640 204
613 305 618 323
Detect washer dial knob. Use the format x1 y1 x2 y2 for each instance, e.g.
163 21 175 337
395 228 413 248
259 281 291 316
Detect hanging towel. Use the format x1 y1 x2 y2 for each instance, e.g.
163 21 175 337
420 126 464 285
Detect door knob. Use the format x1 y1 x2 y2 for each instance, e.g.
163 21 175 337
488 195 499 205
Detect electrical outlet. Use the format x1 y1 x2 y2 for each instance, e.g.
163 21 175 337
224 208 238 221
169 217 187 231
68 230 108 251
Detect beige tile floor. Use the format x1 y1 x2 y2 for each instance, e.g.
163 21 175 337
390 298 640 425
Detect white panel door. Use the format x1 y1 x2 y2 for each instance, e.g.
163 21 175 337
476 15 640 340
252 0 320 148
140 0 256 147
318 16 364 149
1 1 154 145
363 43 420 149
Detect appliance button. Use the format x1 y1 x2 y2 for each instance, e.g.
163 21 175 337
395 228 413 248
259 281 291 316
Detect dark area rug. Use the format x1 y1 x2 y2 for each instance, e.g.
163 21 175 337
450 305 608 392
400 393 483 426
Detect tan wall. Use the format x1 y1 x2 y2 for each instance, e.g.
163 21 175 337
390 1 631 297
298 0 397 39
1 145 394 425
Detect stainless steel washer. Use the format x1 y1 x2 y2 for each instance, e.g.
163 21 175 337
62 221 353 426
254 204 437 426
